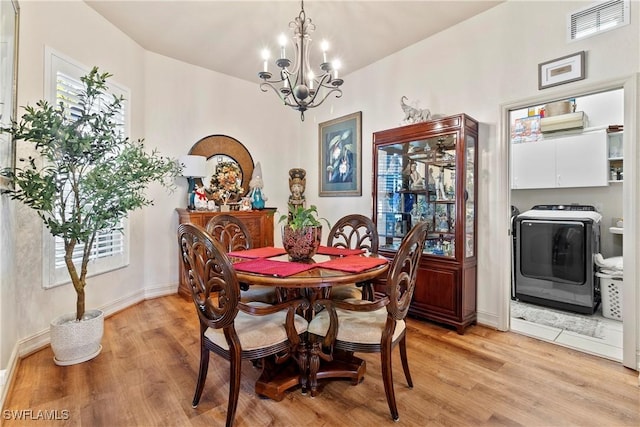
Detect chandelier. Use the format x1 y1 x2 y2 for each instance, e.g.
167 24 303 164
258 0 343 121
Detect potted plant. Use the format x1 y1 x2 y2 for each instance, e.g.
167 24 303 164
279 204 329 260
1 67 179 365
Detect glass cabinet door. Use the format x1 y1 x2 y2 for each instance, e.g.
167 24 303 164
375 133 457 258
465 134 476 258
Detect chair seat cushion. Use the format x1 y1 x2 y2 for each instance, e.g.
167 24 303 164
329 283 362 301
240 285 278 304
307 302 405 345
204 302 308 351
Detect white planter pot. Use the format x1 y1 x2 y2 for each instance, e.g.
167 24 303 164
50 309 104 366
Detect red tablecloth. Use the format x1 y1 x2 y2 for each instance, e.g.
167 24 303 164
317 255 388 273
227 247 287 259
233 259 315 277
316 246 365 256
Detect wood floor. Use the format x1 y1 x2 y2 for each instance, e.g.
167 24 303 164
3 294 639 426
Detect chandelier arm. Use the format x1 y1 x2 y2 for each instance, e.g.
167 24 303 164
305 72 331 105
259 82 288 102
307 88 343 109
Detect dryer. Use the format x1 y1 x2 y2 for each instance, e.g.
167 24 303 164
513 204 601 314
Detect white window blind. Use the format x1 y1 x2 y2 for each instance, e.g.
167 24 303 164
43 48 130 288
569 0 629 41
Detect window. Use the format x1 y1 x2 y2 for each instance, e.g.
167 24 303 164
568 0 629 41
43 48 130 288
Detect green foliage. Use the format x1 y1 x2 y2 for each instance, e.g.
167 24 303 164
279 204 330 231
1 67 180 320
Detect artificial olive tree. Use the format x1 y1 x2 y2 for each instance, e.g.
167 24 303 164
2 67 179 320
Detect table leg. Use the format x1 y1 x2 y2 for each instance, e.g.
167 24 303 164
308 344 366 397
254 355 301 402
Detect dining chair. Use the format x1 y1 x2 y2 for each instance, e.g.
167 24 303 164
307 221 429 421
177 223 308 427
205 214 278 304
326 214 380 301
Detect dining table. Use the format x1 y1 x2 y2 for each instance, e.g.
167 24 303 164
227 245 390 401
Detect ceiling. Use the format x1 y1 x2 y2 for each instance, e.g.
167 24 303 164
86 1 502 84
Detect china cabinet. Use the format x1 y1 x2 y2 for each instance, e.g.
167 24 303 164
176 208 276 297
372 114 478 333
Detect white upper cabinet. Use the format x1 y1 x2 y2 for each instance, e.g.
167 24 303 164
511 140 555 189
555 130 608 187
511 130 608 189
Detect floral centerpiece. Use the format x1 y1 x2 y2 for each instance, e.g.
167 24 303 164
208 161 244 204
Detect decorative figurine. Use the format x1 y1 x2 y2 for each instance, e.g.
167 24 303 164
194 184 208 210
249 162 267 210
288 168 306 211
407 161 424 190
436 167 447 200
400 96 445 125
400 96 431 125
239 197 252 211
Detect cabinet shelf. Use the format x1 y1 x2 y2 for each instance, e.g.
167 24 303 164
607 131 623 186
373 114 478 334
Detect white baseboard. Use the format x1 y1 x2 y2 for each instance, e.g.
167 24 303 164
144 283 179 300
477 310 501 331
0 343 19 411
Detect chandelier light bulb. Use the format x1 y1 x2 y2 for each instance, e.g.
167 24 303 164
308 71 314 90
321 40 329 63
333 59 342 79
278 33 288 59
261 49 270 72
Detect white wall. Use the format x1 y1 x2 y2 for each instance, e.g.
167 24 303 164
140 51 299 289
295 0 639 327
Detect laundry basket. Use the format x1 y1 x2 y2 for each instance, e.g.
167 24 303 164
596 272 623 321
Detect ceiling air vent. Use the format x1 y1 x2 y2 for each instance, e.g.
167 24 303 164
568 0 629 41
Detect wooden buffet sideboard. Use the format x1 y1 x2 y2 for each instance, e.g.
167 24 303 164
176 208 276 297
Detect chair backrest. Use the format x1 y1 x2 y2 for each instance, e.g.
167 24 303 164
205 214 253 253
327 214 379 254
177 223 240 329
385 221 429 321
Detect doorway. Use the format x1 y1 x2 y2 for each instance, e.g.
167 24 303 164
499 75 638 369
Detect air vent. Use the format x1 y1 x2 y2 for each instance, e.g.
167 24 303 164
568 0 629 41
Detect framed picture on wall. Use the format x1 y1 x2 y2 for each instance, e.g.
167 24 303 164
538 51 585 90
318 111 362 197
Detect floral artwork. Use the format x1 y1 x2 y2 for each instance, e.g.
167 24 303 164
208 161 244 204
319 112 362 197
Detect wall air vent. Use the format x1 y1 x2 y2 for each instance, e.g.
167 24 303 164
568 0 629 41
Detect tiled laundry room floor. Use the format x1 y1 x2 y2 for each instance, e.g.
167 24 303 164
510 301 623 362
